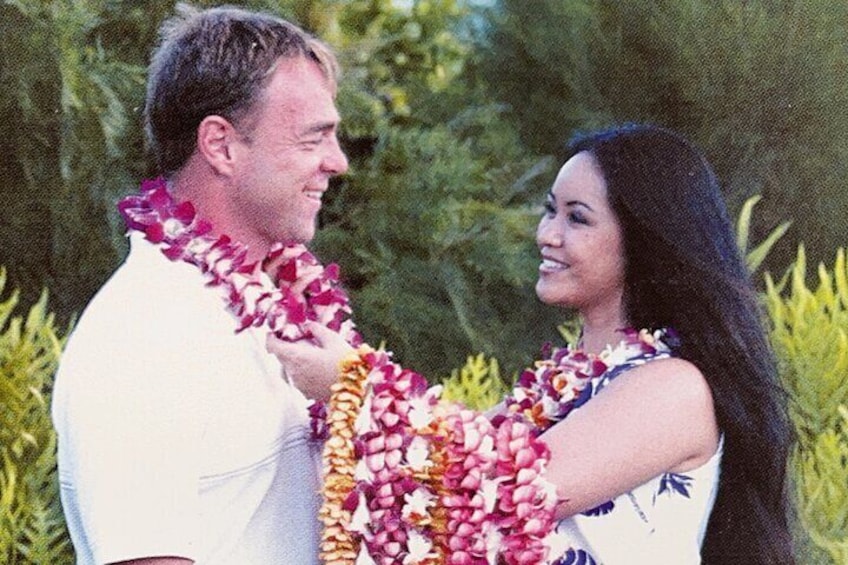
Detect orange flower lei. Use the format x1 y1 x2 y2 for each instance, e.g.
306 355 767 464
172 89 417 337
318 347 372 563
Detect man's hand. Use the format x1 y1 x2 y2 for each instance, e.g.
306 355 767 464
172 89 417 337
266 321 355 402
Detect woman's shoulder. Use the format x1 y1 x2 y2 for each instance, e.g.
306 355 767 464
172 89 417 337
612 357 715 424
603 356 720 471
618 356 712 401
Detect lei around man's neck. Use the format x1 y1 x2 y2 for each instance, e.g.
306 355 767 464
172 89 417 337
118 177 362 345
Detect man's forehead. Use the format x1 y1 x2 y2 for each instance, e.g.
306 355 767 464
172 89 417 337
250 58 338 115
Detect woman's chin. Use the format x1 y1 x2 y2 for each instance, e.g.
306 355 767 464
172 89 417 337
535 282 573 308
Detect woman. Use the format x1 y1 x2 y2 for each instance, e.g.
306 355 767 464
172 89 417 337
271 124 794 563
527 124 793 563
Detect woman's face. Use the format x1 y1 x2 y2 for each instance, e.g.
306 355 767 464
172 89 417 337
535 152 626 314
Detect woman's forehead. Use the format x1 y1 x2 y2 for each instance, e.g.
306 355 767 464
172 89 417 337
551 152 608 205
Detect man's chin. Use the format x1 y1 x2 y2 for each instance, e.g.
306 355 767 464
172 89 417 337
273 220 318 246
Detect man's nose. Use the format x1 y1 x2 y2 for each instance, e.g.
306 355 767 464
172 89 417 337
323 137 349 176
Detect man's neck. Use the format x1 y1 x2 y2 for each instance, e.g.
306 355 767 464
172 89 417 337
169 165 269 264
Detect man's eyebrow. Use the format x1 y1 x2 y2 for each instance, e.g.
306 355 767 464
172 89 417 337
301 121 338 135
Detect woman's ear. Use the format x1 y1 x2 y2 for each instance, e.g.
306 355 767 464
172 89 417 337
196 115 239 177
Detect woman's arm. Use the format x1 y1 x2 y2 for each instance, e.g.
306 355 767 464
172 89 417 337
542 357 719 520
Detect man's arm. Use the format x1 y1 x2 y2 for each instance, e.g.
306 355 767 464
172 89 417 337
113 558 193 565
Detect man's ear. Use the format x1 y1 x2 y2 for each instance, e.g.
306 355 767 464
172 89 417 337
196 115 239 177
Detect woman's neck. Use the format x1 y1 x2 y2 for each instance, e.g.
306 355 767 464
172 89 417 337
579 301 629 355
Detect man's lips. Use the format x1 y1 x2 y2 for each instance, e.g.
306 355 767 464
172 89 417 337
304 188 325 202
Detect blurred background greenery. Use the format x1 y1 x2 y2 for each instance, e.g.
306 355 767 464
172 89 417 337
2 0 846 377
1 0 846 562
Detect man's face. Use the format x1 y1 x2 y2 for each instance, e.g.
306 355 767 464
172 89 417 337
228 57 348 252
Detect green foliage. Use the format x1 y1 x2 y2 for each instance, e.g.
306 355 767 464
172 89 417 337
316 118 561 377
480 0 848 272
0 269 72 564
0 0 148 322
334 0 471 119
765 247 848 563
736 195 791 274
441 353 507 411
305 0 565 377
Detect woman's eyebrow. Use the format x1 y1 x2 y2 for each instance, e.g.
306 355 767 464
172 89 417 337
565 200 594 212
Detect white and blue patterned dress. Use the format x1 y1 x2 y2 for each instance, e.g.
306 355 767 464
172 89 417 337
546 345 723 565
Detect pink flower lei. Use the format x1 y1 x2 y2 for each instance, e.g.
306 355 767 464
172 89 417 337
320 348 560 565
310 322 674 563
117 177 362 346
503 328 675 432
119 178 674 565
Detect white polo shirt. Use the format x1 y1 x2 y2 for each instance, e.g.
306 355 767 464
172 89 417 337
52 233 321 564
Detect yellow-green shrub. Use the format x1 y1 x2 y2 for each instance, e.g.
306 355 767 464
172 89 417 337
765 247 848 564
440 353 508 411
0 269 73 564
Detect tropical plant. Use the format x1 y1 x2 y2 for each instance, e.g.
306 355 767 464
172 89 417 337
0 0 147 323
765 247 848 563
735 195 791 274
0 269 72 564
440 352 506 411
300 0 566 377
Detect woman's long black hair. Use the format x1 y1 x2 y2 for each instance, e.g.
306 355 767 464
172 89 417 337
565 124 794 564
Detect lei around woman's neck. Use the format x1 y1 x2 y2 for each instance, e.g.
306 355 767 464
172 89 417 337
504 328 676 431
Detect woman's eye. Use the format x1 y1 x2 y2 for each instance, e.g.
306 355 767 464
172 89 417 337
543 201 557 216
568 211 588 225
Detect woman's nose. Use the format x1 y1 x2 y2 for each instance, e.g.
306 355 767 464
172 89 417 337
536 218 563 248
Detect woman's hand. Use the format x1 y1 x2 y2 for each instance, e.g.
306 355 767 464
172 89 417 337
266 321 355 402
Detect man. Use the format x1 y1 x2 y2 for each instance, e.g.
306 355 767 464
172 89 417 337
52 4 348 564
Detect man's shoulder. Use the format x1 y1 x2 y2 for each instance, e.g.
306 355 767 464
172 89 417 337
61 237 236 370
52 237 261 424
87 237 225 324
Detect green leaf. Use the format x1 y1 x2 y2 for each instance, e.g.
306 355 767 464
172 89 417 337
746 220 791 273
736 194 762 254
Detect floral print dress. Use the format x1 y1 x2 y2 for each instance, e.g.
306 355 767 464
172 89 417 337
544 335 723 565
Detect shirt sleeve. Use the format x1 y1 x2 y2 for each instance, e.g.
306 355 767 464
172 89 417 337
55 279 207 564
